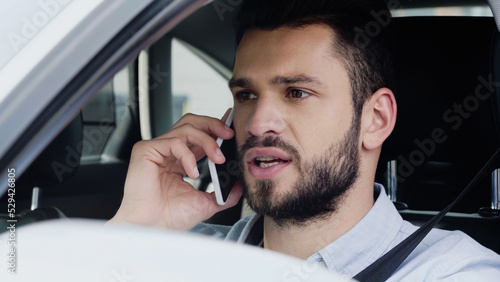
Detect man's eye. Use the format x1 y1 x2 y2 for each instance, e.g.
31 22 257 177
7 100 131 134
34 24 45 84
288 89 310 99
235 91 257 102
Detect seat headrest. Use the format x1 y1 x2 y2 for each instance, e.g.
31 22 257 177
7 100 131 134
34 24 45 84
381 17 500 167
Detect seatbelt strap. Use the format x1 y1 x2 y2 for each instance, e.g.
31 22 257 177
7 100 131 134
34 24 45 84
353 147 500 282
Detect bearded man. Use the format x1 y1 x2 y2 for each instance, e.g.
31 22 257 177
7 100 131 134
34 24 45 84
110 0 500 280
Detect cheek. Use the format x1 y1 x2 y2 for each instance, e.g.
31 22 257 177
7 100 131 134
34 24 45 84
290 107 350 156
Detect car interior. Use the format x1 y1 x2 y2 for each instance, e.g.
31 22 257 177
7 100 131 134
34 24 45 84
1 0 499 258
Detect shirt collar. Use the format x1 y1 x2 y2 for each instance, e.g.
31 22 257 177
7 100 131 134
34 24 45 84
242 183 403 277
313 183 403 277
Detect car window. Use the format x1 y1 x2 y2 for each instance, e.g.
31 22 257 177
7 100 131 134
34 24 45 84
80 65 131 162
0 0 153 190
171 38 232 122
170 38 233 192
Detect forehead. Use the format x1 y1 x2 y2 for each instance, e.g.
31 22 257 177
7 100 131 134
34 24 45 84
233 24 346 83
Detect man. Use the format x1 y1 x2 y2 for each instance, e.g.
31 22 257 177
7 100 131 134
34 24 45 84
110 0 500 279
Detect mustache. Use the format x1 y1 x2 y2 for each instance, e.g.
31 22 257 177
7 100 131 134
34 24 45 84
238 135 301 166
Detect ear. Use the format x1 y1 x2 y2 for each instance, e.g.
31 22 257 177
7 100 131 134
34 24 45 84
361 88 397 150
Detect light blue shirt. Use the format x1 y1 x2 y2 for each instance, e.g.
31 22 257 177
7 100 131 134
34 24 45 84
191 183 500 280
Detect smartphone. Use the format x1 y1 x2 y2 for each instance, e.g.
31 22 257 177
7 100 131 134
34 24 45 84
208 109 241 205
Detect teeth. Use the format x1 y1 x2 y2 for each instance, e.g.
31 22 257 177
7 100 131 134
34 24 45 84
254 156 288 168
256 156 277 161
259 161 280 168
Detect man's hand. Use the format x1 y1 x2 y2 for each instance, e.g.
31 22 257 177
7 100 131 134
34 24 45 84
109 110 243 231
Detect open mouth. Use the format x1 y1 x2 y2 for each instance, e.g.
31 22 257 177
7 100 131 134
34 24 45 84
254 156 289 168
244 147 293 179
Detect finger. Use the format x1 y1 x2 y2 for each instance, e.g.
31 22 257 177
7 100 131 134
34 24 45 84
146 138 200 178
169 139 201 178
167 113 233 140
168 123 227 164
221 108 232 124
150 127 227 179
190 146 214 162
200 182 243 219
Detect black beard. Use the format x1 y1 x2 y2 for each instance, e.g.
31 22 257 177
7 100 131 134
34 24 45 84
238 116 360 229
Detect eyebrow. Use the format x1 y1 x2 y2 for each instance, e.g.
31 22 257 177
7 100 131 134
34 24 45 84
228 77 252 90
228 74 325 90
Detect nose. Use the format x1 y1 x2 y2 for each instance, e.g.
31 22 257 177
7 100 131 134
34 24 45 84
245 95 285 137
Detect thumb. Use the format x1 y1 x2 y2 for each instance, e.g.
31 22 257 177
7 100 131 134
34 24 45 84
202 183 243 221
218 182 243 212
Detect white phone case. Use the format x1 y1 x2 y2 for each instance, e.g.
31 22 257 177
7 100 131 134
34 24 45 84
208 109 234 205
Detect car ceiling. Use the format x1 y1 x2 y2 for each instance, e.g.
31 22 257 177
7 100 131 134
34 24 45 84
169 3 236 72
169 0 495 76
396 0 489 8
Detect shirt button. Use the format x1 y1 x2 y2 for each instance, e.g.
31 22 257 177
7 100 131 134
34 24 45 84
341 273 350 280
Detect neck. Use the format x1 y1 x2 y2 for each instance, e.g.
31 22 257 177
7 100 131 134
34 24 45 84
262 182 375 260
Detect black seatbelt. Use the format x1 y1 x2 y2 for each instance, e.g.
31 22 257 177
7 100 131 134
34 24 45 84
353 147 500 282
